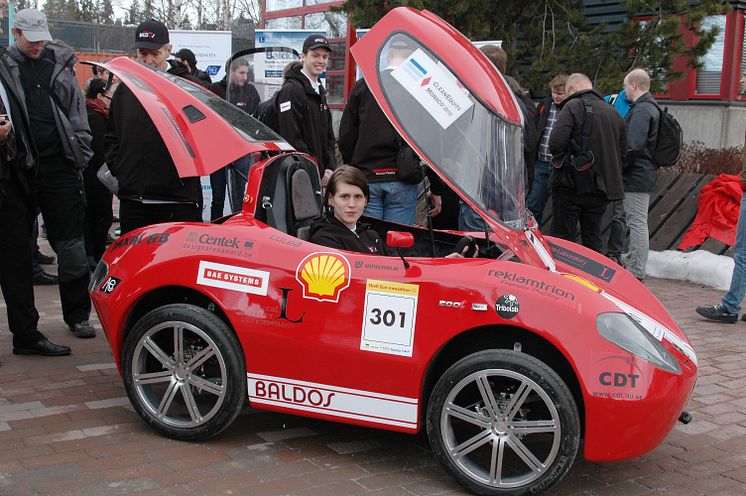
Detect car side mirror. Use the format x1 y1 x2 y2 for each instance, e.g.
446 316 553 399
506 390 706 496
386 231 413 269
386 231 414 249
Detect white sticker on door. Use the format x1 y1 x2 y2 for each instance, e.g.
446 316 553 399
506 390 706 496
361 279 418 357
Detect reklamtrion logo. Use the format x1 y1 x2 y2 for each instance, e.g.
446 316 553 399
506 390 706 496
495 294 520 319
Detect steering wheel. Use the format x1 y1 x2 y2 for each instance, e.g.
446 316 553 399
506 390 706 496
454 236 478 258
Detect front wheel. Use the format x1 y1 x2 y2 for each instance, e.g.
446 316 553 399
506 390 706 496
122 303 246 441
426 350 579 495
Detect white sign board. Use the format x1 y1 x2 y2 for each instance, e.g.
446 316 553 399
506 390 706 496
170 30 233 84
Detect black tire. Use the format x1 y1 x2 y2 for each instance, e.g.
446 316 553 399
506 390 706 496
426 350 579 496
122 303 245 441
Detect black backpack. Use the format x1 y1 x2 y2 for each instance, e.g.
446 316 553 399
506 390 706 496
254 78 306 134
648 103 683 168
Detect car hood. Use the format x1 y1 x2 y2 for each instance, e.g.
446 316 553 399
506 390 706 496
351 8 537 249
98 56 293 178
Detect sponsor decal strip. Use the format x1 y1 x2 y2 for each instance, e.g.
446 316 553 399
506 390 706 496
247 373 418 429
196 260 270 295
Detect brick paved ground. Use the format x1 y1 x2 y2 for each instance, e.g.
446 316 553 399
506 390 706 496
1 272 745 496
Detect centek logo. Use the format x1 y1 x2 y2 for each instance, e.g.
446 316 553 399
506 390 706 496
255 381 335 408
599 372 640 388
186 232 247 249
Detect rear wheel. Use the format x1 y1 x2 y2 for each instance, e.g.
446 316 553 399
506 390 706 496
427 350 579 495
122 303 245 441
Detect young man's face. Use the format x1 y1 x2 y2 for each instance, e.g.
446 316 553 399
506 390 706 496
551 86 567 105
301 48 330 79
136 44 171 69
230 65 249 86
13 29 46 60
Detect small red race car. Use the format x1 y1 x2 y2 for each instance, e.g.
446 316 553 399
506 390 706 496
91 7 697 495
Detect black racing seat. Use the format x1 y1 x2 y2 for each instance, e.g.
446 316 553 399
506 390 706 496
256 155 323 239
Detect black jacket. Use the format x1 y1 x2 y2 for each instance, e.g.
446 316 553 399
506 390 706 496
276 64 336 172
0 52 35 196
167 60 207 87
104 81 201 203
309 214 384 254
536 96 553 137
548 89 627 201
339 78 405 183
84 103 107 191
624 92 660 193
194 68 212 87
209 77 260 115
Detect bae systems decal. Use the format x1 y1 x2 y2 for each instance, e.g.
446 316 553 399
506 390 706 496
183 232 254 258
196 260 269 295
111 232 169 250
247 373 419 429
547 241 616 283
495 294 520 318
488 269 575 301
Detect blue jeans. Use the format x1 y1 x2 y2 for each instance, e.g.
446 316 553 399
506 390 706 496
722 196 746 314
365 181 419 225
458 201 487 232
527 161 551 225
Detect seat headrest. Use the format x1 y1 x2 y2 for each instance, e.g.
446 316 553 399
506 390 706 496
290 169 321 221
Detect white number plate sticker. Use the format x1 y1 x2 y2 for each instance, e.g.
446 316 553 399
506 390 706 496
361 280 419 357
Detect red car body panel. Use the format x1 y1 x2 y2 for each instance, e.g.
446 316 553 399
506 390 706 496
92 8 696 464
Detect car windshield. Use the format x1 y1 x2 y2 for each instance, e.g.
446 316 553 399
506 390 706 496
376 34 527 230
159 69 284 144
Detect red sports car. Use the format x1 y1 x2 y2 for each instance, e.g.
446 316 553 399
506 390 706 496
91 8 697 495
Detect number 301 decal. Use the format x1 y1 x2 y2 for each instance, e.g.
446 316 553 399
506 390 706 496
369 308 406 328
361 280 419 357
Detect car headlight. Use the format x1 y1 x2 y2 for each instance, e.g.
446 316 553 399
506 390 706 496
90 260 109 292
597 312 681 374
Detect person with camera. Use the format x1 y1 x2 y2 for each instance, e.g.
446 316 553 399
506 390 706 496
547 73 626 252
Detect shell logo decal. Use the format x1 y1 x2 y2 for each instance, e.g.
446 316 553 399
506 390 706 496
295 252 351 303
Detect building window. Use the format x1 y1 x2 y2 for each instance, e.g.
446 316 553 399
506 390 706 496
265 16 303 29
303 11 347 37
266 0 302 12
696 15 726 95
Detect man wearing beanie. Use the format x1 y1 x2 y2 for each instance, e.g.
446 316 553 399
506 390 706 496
5 8 96 339
104 19 203 234
173 48 212 87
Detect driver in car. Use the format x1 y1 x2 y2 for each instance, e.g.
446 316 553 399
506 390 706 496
310 166 477 258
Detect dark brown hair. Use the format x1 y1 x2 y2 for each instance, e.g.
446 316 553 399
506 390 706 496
324 166 369 207
480 44 507 74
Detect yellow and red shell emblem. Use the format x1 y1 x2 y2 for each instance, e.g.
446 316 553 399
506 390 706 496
295 252 351 302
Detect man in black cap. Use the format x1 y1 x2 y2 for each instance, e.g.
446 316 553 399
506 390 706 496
6 8 96 339
0 2 71 357
105 19 203 234
275 34 336 183
173 48 212 87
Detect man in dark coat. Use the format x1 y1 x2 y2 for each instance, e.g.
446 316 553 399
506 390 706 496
276 35 336 185
548 73 626 252
208 57 260 218
105 19 203 235
620 68 660 280
0 1 70 359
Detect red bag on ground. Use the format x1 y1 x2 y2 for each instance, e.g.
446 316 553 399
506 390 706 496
678 174 742 250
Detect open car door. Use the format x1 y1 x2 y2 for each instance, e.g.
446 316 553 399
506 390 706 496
98 57 293 178
351 8 555 269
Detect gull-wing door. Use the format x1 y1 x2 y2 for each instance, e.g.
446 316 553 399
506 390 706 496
98 57 294 178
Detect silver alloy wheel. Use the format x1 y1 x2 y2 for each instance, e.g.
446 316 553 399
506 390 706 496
131 320 228 428
440 368 561 489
